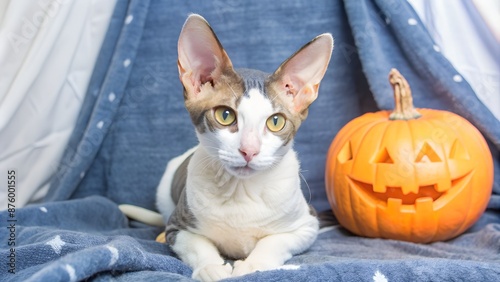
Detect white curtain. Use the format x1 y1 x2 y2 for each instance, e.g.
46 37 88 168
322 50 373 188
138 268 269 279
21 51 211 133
409 0 500 121
0 0 117 209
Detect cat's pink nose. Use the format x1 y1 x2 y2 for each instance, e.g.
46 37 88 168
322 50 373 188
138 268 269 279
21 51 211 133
239 148 259 163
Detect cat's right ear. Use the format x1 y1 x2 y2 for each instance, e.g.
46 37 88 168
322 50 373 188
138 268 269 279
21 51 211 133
178 14 233 99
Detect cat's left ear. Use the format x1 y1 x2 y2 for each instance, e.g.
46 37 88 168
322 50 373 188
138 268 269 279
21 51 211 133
268 34 333 115
177 14 234 99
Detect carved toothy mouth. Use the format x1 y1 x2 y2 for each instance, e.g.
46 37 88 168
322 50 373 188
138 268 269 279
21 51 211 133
347 171 472 206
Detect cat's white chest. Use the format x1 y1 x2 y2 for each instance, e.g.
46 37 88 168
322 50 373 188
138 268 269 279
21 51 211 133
185 149 309 259
193 189 278 258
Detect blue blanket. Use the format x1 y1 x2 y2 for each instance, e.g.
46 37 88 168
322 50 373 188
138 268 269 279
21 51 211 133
2 0 499 281
2 197 499 281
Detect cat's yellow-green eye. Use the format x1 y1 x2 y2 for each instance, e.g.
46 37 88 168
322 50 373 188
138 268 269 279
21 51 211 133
214 107 236 126
266 114 286 132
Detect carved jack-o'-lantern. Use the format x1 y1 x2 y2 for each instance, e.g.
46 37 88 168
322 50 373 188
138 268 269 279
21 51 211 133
325 69 493 243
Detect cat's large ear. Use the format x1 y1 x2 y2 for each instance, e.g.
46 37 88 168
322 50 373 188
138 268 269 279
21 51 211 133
178 14 234 98
268 34 333 115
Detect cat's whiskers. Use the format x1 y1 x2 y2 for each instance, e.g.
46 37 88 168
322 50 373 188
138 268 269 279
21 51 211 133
198 146 253 177
285 130 294 141
193 158 212 174
299 171 312 204
194 154 220 174
214 162 226 179
198 144 221 155
270 89 290 104
225 81 239 100
269 91 282 103
265 159 281 171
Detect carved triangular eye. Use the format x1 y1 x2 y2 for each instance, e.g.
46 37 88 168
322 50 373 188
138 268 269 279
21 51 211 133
449 139 470 160
338 141 353 164
373 147 394 164
415 142 441 163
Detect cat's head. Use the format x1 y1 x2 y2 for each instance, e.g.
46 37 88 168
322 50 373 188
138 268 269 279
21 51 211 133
177 14 333 178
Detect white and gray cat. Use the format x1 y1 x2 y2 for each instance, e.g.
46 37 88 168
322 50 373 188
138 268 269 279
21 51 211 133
121 14 333 281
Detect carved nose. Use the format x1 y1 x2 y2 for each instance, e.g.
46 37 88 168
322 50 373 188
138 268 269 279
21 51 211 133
239 148 259 163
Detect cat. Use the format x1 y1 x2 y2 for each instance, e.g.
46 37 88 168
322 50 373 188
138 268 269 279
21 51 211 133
126 14 333 281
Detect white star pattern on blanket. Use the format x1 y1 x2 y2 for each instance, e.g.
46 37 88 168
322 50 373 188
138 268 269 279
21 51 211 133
46 235 66 255
373 270 388 282
65 264 77 282
407 18 418 25
106 245 119 266
125 14 134 25
453 74 463 82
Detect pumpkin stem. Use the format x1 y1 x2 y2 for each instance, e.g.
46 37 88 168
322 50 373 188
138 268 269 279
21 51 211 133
388 68 422 120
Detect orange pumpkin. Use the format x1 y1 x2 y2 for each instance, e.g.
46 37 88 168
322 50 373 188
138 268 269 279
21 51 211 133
325 69 493 243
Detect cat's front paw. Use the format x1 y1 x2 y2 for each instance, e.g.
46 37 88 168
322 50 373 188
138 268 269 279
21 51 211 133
192 263 232 282
232 260 279 277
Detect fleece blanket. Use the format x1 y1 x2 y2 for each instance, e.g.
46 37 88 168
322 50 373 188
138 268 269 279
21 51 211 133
2 197 499 281
2 0 499 281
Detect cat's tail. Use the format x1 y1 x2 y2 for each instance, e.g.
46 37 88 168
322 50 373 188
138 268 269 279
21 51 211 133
118 204 164 227
119 146 199 227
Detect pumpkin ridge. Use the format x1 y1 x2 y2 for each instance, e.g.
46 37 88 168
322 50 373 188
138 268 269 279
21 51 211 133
347 175 363 235
428 118 454 192
352 117 391 160
342 174 360 234
351 120 390 184
424 118 446 162
371 122 392 164
427 116 473 185
452 170 474 237
327 114 385 166
433 172 471 241
446 170 475 239
372 121 392 194
403 120 419 195
411 118 452 191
